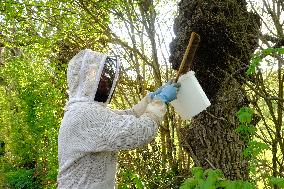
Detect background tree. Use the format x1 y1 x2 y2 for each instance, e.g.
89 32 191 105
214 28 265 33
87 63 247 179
169 0 261 180
170 0 284 188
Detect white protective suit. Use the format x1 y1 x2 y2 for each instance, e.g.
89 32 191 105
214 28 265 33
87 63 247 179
57 49 166 189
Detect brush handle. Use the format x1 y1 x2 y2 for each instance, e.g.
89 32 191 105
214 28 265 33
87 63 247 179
174 32 200 82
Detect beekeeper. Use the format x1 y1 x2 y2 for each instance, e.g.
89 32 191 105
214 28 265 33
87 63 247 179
57 49 180 189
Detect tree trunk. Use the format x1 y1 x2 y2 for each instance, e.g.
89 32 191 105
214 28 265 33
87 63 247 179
169 0 260 180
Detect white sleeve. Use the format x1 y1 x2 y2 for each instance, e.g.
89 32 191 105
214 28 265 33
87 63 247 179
74 100 166 152
111 95 152 117
100 113 159 151
112 109 135 115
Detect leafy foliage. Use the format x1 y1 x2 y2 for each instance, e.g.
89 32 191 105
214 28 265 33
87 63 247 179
0 53 65 187
5 168 42 189
119 170 145 189
180 167 255 189
236 107 254 124
117 144 186 189
235 107 269 175
243 141 269 159
246 48 284 75
244 43 284 187
235 107 256 143
270 177 284 188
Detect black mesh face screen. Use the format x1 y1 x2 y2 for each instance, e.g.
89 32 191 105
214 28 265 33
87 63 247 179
94 56 117 103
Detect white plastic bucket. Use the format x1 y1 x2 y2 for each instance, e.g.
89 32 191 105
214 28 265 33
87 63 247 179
170 71 211 120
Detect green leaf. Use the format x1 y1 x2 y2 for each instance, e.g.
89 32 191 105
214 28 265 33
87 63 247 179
235 124 256 136
218 180 231 188
246 56 262 75
236 107 254 124
243 181 255 189
192 167 204 179
276 48 284 54
180 178 199 189
224 181 237 189
243 141 269 157
262 48 274 55
270 177 284 188
133 176 144 189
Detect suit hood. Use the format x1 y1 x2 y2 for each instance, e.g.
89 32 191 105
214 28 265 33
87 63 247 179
66 49 120 106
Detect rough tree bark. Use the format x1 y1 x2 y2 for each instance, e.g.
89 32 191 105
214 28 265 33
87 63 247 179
169 0 260 179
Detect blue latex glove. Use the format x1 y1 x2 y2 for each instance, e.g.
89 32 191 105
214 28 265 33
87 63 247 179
149 81 173 99
154 83 180 104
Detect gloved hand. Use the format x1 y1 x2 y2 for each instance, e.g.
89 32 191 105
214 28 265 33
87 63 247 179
149 85 166 99
149 80 174 99
154 83 180 104
132 80 178 117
